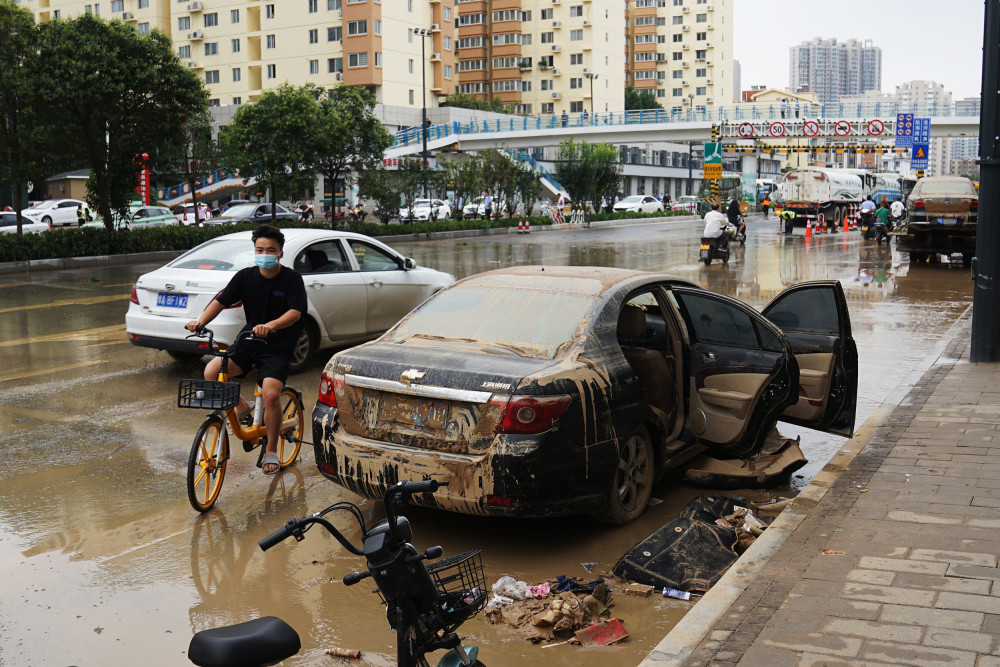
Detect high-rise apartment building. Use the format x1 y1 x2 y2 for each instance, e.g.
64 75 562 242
27 0 457 109
789 38 881 105
623 0 733 107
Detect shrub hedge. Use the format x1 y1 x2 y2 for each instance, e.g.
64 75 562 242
0 208 689 263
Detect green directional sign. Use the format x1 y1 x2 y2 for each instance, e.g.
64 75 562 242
703 142 722 179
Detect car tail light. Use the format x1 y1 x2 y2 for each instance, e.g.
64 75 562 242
318 462 338 479
491 394 571 434
913 200 924 210
318 370 344 407
971 199 979 211
487 495 513 508
130 284 139 304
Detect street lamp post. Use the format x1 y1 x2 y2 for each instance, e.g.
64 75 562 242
687 94 695 196
586 72 598 119
412 28 432 196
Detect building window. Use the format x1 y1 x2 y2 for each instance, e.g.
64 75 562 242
492 56 518 69
673 15 683 24
695 49 706 59
328 57 343 72
310 59 319 74
266 34 276 48
231 9 240 22
541 8 553 19
209 99 220 107
309 0 318 12
696 86 707 95
328 27 342 41
542 102 554 114
138 22 150 35
673 88 682 96
672 34 682 42
178 16 190 30
570 101 583 112
569 77 583 89
635 17 655 26
328 0 341 8
267 64 277 78
673 51 683 60
204 13 218 27
375 52 382 67
205 42 218 56
458 37 483 48
347 21 367 35
444 64 452 78
696 31 706 40
233 68 241 81
374 20 382 35
265 4 275 19
696 13 707 22
307 29 317 43
443 36 451 49
233 97 242 105
570 29 583 41
232 38 240 52
541 32 553 44
348 52 368 67
696 68 706 77
179 45 191 58
570 53 583 65
457 13 484 25
569 5 583 17
541 79 552 90
205 70 220 84
409 90 414 105
111 0 123 11
443 6 451 20
672 70 682 78
457 59 485 71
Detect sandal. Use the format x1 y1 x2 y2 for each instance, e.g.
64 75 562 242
261 453 280 475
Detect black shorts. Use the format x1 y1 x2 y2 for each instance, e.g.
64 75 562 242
228 347 292 386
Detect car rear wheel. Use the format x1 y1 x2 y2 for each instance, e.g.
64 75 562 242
593 426 654 525
288 323 316 374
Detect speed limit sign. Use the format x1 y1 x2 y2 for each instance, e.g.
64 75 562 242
769 122 786 138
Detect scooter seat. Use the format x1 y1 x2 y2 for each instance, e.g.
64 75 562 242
189 616 300 667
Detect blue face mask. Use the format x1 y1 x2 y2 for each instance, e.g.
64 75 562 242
254 254 280 270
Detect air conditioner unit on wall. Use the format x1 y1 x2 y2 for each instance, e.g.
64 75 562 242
188 1 203 10
431 23 440 30
552 92 562 99
121 11 134 20
553 20 561 27
188 30 204 39
335 72 343 81
552 68 561 75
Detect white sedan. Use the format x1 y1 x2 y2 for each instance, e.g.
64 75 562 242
21 199 88 227
404 199 452 222
0 212 49 234
125 228 455 372
613 195 664 213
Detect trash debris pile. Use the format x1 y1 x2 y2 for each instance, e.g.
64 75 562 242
684 437 806 489
613 494 775 593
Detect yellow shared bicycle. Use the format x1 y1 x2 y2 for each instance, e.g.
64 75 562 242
178 327 304 512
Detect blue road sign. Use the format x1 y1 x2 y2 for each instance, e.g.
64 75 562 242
914 117 931 143
911 143 929 169
895 113 914 147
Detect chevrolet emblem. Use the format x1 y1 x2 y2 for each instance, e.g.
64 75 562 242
165 283 175 291
400 368 425 385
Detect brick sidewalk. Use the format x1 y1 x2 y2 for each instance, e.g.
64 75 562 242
644 314 1000 666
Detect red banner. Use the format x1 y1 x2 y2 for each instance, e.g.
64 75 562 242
135 167 151 205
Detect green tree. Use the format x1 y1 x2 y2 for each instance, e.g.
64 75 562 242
480 149 520 219
356 166 402 224
513 162 543 217
625 86 664 112
313 85 392 225
442 156 483 219
0 3 43 233
30 13 207 228
439 93 515 114
397 158 438 222
554 138 621 212
220 84 321 221
153 108 221 218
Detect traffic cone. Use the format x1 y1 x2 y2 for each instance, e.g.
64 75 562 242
524 216 531 233
805 219 812 237
517 216 524 233
843 214 849 233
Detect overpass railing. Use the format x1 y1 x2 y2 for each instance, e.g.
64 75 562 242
393 101 980 149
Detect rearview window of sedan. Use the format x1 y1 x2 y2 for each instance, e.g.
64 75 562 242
917 180 977 196
673 292 759 348
763 288 839 335
169 239 255 271
386 286 597 358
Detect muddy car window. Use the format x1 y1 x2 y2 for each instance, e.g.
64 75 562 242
674 293 758 348
918 181 976 196
348 241 401 272
169 239 254 271
386 286 597 358
765 289 839 335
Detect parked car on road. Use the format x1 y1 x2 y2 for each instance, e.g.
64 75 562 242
403 199 452 222
899 176 979 263
0 212 49 234
173 203 211 226
613 195 665 213
84 204 178 230
312 267 858 524
20 199 87 228
462 197 508 219
202 203 298 226
125 228 454 372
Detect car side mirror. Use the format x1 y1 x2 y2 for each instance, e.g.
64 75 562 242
403 257 415 270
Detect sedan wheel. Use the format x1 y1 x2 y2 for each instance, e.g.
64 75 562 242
593 426 654 525
288 326 315 374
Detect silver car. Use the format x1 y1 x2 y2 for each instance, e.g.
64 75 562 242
125 228 455 372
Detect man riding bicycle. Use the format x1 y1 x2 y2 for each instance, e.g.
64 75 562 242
186 225 307 475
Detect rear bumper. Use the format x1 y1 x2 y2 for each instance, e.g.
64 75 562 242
127 332 215 354
310 402 610 518
895 224 977 253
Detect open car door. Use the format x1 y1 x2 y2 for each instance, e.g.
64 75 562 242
669 287 799 459
762 280 858 437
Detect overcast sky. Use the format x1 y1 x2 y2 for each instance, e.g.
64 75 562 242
733 0 985 100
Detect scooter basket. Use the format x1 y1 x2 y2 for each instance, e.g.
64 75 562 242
178 379 241 410
428 550 488 624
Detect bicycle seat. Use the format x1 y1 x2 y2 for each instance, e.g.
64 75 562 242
188 616 300 667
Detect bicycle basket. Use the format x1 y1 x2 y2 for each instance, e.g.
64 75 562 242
177 379 241 410
428 550 488 625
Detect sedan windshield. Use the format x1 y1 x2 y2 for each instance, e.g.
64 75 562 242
168 238 255 271
31 201 59 210
220 204 262 217
620 196 643 204
386 285 597 358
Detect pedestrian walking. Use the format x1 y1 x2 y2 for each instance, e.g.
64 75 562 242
781 99 788 119
561 109 568 128
483 192 493 221
794 99 800 118
761 195 770 217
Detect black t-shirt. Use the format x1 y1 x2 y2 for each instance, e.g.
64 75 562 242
216 265 307 353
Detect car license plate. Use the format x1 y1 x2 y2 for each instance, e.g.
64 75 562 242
937 217 958 224
382 394 450 430
156 292 188 308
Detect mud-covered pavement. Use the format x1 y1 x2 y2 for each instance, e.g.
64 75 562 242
0 217 973 665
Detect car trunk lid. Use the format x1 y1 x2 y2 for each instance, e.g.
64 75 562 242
134 269 229 318
919 195 975 223
333 342 559 454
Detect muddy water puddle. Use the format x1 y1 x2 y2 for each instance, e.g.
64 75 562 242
0 220 973 666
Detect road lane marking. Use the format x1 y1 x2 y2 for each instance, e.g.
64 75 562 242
0 293 128 314
0 359 109 383
0 324 126 348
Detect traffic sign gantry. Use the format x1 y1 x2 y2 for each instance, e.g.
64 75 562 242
802 120 819 137
834 120 852 136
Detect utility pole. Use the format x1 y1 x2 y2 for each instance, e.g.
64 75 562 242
413 28 431 198
972 0 1000 361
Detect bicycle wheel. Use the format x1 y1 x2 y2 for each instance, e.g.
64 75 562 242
188 413 229 512
276 387 304 468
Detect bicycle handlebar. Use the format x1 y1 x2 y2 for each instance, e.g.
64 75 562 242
184 327 266 356
258 515 365 556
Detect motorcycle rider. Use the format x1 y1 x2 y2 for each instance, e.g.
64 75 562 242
890 198 905 229
726 199 746 240
703 201 731 250
874 200 892 235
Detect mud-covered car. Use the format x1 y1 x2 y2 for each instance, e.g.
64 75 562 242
898 176 978 263
312 267 858 524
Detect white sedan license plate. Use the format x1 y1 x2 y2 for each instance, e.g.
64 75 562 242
938 217 958 224
156 292 188 308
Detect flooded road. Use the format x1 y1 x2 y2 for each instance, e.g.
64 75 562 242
0 217 972 665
